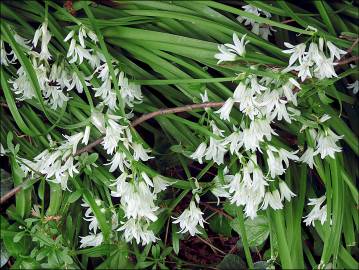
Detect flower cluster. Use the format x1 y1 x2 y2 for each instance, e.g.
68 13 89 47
64 25 98 65
283 37 347 81
187 31 346 222
79 200 118 248
93 62 142 110
19 131 89 190
299 115 343 169
4 25 86 109
215 33 249 64
303 196 329 226
173 200 205 236
237 4 275 40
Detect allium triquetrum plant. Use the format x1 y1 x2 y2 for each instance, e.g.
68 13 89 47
0 1 358 269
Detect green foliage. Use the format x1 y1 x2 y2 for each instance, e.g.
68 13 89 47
0 1 358 269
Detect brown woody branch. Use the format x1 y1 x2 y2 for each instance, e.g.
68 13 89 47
0 186 22 205
335 55 359 66
346 38 359 55
131 102 225 127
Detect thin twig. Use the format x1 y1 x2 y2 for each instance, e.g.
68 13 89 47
74 136 104 155
335 55 359 66
281 19 295 24
346 38 359 54
197 236 226 256
0 186 22 205
131 102 225 127
200 202 233 220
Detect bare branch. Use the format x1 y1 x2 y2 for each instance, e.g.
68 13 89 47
131 102 225 127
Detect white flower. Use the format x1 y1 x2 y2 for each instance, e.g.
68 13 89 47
250 117 277 142
78 25 98 48
14 33 31 51
249 75 267 93
326 41 346 60
224 130 242 156
281 78 300 106
110 172 129 191
271 100 293 123
132 143 153 161
205 137 227 165
9 66 36 100
215 98 234 121
283 42 306 66
1 40 15 66
236 5 273 40
81 202 99 233
118 72 143 107
241 127 261 151
102 119 126 155
82 126 91 145
225 33 249 57
261 190 283 210
0 143 6 156
88 51 106 69
226 167 266 219
307 42 321 63
106 151 129 172
214 45 237 64
200 90 209 102
117 218 157 246
172 201 205 236
303 196 327 227
79 233 103 248
33 21 52 60
61 156 79 178
67 72 88 93
18 157 37 177
314 129 343 159
91 111 106 133
153 175 171 194
190 142 207 164
64 30 75 43
313 56 337 79
116 181 158 222
266 146 298 178
293 59 313 81
237 5 262 26
67 39 93 64
299 147 315 169
62 132 84 155
141 172 153 187
279 181 296 202
211 174 231 205
258 25 275 40
42 85 70 109
210 121 225 137
319 114 331 123
347 80 359 95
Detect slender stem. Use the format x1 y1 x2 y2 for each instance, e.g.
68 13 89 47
236 207 254 269
271 209 293 269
